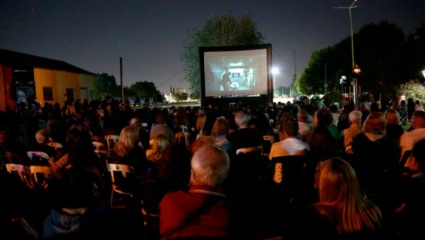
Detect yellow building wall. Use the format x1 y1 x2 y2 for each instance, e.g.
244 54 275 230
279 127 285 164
34 68 95 107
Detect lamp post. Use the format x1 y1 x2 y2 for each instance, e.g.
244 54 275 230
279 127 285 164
324 63 329 95
340 75 347 108
335 0 358 106
272 67 279 98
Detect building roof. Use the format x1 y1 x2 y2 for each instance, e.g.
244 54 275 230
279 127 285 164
0 48 95 75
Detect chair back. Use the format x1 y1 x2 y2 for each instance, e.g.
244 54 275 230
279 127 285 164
29 165 53 188
175 132 190 146
5 163 31 184
107 163 135 183
27 151 50 165
107 163 136 208
47 141 63 150
180 125 188 133
270 155 306 187
105 135 120 151
262 135 275 156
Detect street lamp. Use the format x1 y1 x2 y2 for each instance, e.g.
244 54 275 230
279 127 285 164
422 69 425 78
272 67 279 97
335 0 358 106
340 75 347 107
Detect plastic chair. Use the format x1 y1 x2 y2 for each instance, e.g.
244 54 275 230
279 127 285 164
262 135 275 156
105 135 120 151
107 163 136 208
175 132 190 146
30 165 53 189
27 151 50 165
5 163 32 186
47 141 63 151
180 125 189 133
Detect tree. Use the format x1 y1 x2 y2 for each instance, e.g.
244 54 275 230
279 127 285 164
397 80 425 105
94 73 119 99
129 81 160 98
182 12 265 97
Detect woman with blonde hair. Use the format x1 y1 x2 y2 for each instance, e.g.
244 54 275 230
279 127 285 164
384 108 404 148
110 126 147 175
352 112 400 204
305 157 383 239
146 134 169 162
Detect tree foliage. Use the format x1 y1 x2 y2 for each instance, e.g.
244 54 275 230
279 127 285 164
182 12 265 97
94 73 119 99
396 80 425 104
296 21 425 104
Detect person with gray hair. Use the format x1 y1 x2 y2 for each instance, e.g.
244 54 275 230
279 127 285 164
159 144 252 239
339 110 362 154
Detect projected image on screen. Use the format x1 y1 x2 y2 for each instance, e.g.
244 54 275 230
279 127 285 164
202 48 268 97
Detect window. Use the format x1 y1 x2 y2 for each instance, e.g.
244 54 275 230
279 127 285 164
66 88 74 101
43 87 53 101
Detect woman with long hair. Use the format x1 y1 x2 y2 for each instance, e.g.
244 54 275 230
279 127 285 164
304 157 383 239
110 126 147 176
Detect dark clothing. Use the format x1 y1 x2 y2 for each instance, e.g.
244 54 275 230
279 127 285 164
109 146 147 176
226 128 263 151
303 205 384 240
386 173 425 239
352 133 400 205
159 185 253 239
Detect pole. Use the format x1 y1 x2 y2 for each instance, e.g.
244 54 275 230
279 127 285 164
120 57 124 104
335 0 358 107
325 63 329 95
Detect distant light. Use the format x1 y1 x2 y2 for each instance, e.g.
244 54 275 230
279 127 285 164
272 67 279 74
422 70 425 78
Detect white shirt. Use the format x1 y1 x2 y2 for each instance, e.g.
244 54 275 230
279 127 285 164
400 128 425 159
269 137 310 160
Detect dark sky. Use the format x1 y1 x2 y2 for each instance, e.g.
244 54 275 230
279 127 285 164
1 0 424 94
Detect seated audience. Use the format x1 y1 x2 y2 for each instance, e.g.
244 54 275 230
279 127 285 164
304 157 383 239
387 139 425 239
159 144 253 239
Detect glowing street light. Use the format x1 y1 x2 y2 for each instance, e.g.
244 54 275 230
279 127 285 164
422 69 425 78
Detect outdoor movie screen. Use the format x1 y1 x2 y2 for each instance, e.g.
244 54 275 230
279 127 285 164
200 44 271 98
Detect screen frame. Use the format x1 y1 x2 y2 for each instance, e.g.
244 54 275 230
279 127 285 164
199 44 273 108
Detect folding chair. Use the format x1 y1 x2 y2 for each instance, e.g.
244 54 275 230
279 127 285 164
5 163 32 187
29 165 54 189
175 132 190 146
107 163 136 208
105 135 120 151
27 151 50 165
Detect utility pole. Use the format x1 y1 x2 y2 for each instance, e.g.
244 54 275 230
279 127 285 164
120 57 124 104
325 63 329 95
334 0 358 106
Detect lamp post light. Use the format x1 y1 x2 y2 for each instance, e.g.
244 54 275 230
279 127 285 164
335 0 358 106
272 67 279 97
422 69 425 78
340 75 347 107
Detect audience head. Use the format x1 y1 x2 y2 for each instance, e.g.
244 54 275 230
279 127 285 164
150 134 169 155
282 117 299 137
189 135 215 154
348 110 362 125
234 111 250 127
362 112 386 135
35 129 50 144
129 117 142 130
314 107 333 126
211 118 230 137
384 109 400 125
297 109 309 123
190 144 230 187
412 111 425 129
412 139 425 172
117 126 139 151
315 157 382 233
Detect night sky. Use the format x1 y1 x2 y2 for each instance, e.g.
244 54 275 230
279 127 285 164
1 0 424 94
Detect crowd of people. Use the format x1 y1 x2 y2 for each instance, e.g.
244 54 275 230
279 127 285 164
0 96 425 239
